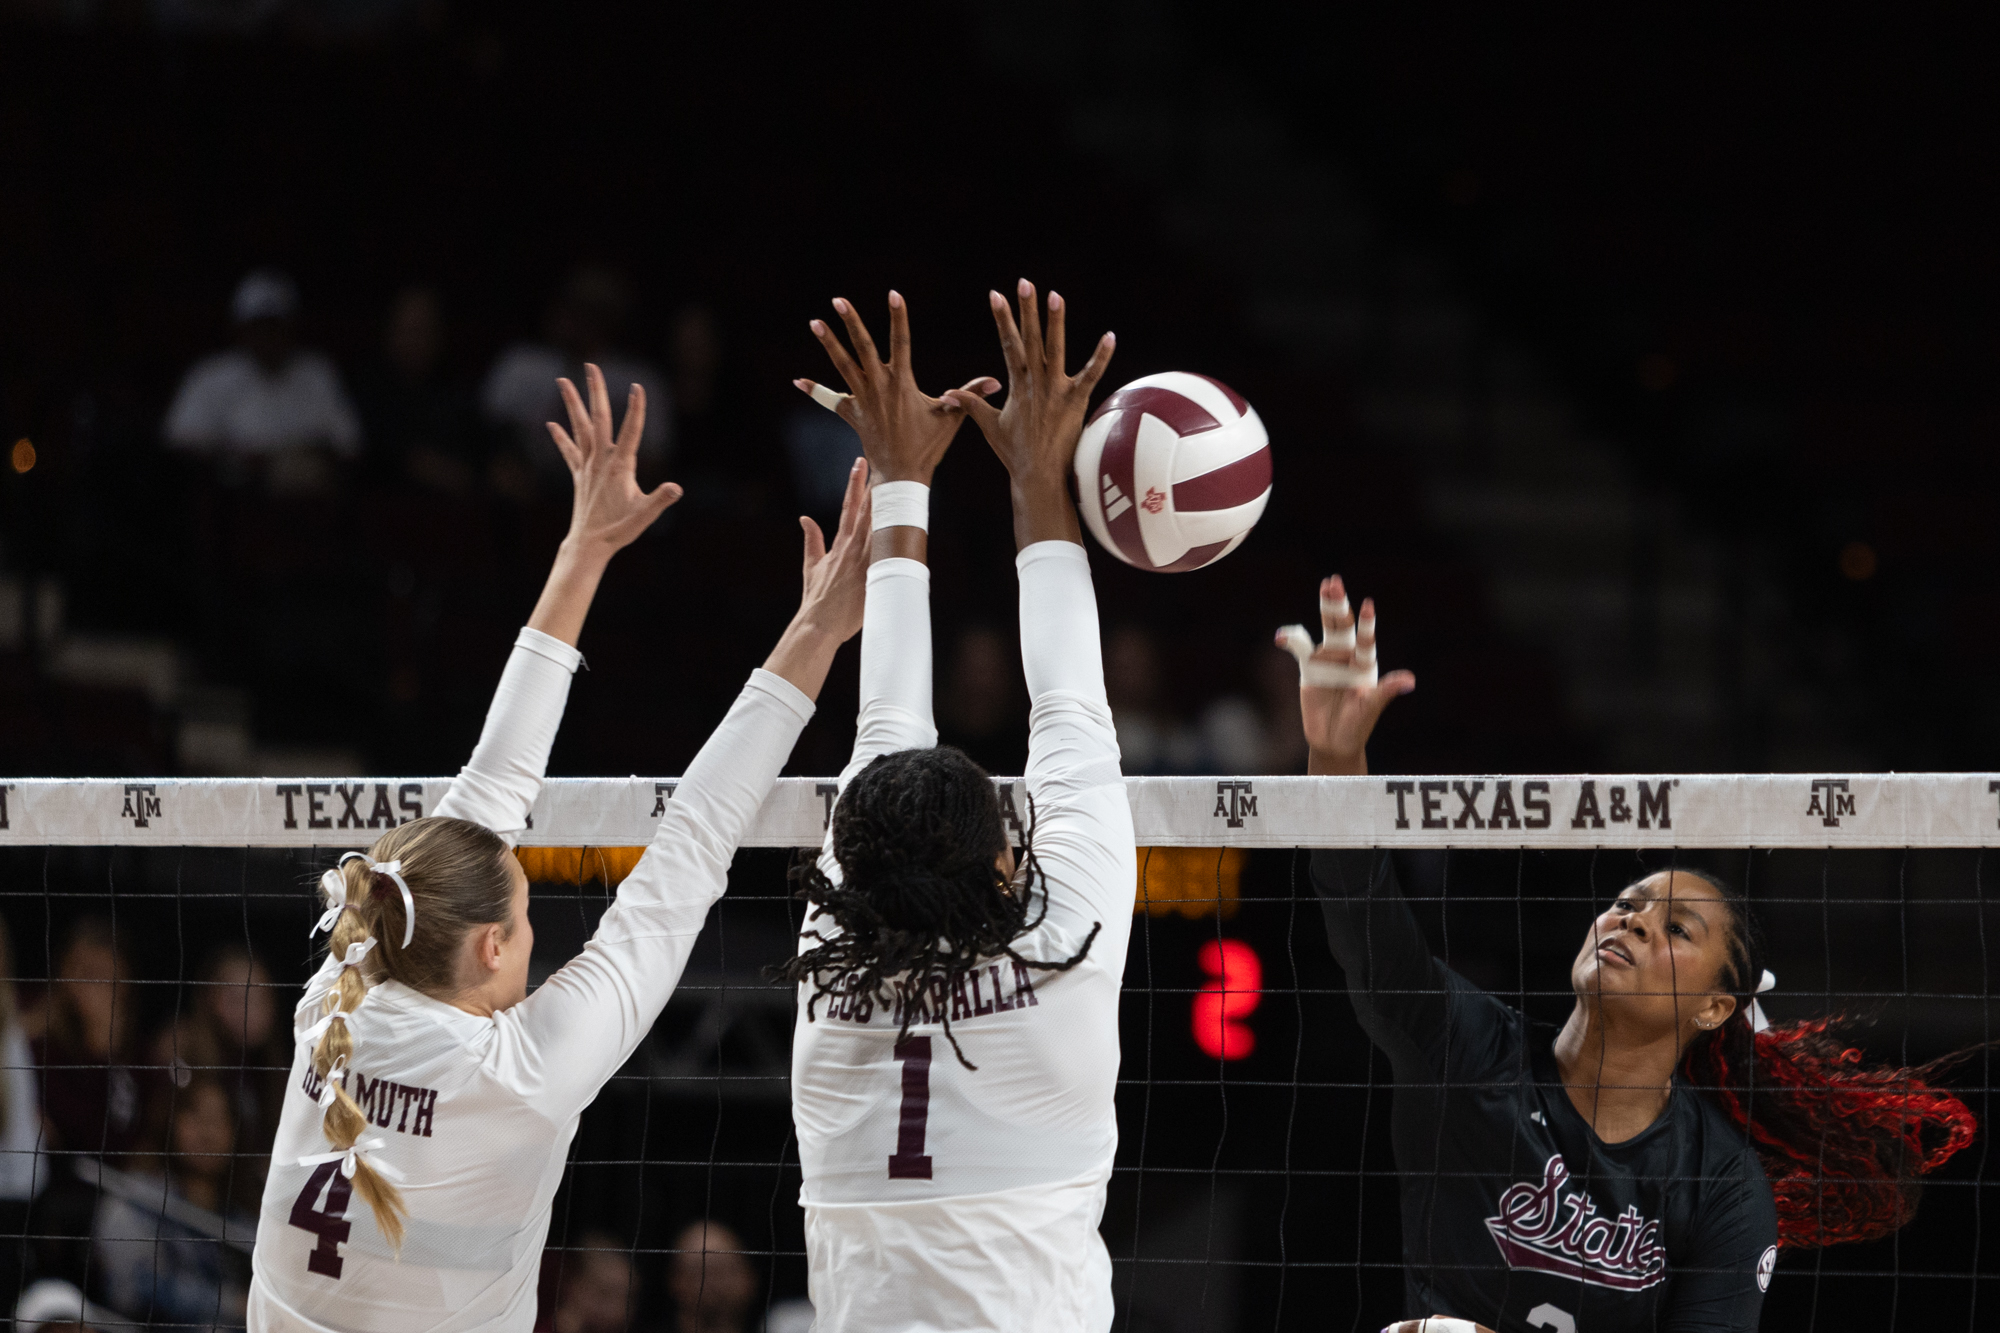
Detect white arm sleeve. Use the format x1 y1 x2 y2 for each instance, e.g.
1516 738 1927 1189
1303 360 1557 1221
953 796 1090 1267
505 669 814 1122
433 627 582 842
1016 541 1136 952
837 557 938 788
814 557 938 885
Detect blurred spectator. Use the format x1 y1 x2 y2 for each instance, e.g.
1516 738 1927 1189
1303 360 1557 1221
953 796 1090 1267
1104 624 1204 775
666 304 770 512
666 1220 756 1333
149 945 285 1210
936 623 1027 774
355 285 482 494
538 1230 642 1333
90 1075 251 1330
0 917 49 1311
24 918 141 1158
482 266 669 496
1196 646 1311 776
164 269 362 495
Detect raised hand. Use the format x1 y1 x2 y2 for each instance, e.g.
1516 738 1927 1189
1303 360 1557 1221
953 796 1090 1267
526 364 684 647
1279 575 1416 776
548 364 684 554
944 279 1115 484
763 457 875 700
795 458 874 645
942 279 1115 549
796 292 999 486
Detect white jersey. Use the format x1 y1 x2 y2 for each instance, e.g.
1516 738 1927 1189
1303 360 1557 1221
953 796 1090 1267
249 628 815 1333
793 540 1137 1332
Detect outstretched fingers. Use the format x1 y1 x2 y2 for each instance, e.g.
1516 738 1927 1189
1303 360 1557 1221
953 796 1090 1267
556 377 595 458
545 421 583 473
831 298 883 374
614 383 647 457
585 362 614 440
986 288 1027 376
1015 277 1044 369
1045 290 1067 373
887 290 911 377
1073 330 1116 395
808 317 865 392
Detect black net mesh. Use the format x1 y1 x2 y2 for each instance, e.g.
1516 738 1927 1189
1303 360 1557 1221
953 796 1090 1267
0 830 1992 1331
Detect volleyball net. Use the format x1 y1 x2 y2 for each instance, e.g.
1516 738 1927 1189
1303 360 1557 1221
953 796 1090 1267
1 773 1994 1331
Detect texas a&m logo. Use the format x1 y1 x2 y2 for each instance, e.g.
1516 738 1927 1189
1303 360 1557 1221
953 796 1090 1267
1139 486 1168 515
122 784 162 828
1485 1155 1666 1292
1384 780 1674 832
1214 780 1258 829
650 781 678 817
1807 778 1855 828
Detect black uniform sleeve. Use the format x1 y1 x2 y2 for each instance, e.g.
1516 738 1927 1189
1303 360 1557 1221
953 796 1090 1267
1662 1162 1778 1333
1309 848 1510 1080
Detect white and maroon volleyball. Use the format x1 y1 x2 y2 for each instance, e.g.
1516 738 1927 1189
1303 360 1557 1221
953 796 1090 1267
1073 371 1271 572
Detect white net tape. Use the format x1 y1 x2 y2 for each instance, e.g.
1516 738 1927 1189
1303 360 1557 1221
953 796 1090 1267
2 773 1996 848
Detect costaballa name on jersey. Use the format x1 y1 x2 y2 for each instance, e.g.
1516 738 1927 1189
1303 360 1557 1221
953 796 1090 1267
820 961 1043 1028
1484 1155 1666 1293
300 1065 439 1139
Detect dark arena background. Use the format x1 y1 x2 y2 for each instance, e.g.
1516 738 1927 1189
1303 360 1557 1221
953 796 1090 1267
1 4 1996 1332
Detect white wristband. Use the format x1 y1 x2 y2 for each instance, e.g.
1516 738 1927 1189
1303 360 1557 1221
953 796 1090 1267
871 480 930 532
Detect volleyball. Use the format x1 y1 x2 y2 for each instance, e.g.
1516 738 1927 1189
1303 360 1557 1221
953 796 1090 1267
1074 370 1271 572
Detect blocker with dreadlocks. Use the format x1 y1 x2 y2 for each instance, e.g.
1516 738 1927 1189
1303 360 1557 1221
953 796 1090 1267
784 283 1134 1333
781 746 1098 1068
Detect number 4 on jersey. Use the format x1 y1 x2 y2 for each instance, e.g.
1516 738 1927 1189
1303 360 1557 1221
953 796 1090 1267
290 1161 354 1278
888 1036 934 1179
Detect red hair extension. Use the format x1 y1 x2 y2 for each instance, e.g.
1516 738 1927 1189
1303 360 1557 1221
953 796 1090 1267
1686 1016 1979 1249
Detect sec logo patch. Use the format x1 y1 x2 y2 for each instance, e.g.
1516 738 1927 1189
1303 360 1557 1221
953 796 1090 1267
1756 1244 1777 1292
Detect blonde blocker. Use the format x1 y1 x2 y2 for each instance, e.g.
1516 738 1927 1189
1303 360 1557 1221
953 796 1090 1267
307 816 516 1250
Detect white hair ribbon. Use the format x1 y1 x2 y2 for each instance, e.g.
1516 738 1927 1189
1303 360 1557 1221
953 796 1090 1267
301 1008 349 1047
299 1135 405 1183
337 939 376 970
1749 968 1776 1034
311 869 351 937
339 851 416 949
1276 613 1380 690
315 1056 349 1108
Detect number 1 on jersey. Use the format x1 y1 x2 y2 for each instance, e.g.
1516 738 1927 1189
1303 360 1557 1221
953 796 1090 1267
888 1036 934 1179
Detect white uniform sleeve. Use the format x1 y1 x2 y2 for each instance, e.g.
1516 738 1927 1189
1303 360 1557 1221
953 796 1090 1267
838 557 938 786
1016 541 1135 938
433 627 582 843
814 556 937 885
503 668 814 1122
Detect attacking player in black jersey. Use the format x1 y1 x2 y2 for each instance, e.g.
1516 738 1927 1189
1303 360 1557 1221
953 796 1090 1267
1285 575 1979 1333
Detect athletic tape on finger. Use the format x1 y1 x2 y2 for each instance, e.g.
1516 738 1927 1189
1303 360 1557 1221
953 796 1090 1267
809 384 850 413
1320 596 1356 649
1278 622 1379 689
871 480 929 532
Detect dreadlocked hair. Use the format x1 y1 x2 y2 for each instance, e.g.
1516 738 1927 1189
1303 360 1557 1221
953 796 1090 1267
770 747 1100 1070
1670 869 1981 1250
310 816 515 1251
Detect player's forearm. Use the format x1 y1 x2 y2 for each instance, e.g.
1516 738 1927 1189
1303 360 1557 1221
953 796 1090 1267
1009 472 1084 552
1017 540 1105 704
435 628 580 835
762 618 847 702
525 540 615 648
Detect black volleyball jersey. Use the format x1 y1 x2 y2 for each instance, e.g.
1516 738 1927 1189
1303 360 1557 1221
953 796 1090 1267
1311 849 1778 1333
